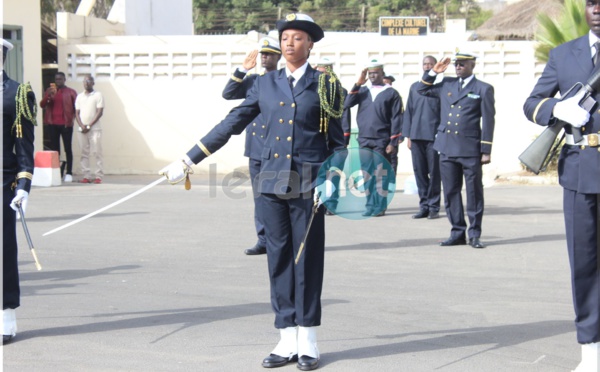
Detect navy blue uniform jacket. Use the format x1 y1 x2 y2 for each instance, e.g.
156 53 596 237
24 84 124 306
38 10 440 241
344 85 403 146
523 34 600 194
222 69 265 161
418 73 495 157
188 65 345 195
3 72 35 192
403 80 440 141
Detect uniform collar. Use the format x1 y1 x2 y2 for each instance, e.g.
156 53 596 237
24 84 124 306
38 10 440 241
285 61 309 86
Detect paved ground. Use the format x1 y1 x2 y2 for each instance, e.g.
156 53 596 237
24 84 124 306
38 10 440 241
2 174 581 371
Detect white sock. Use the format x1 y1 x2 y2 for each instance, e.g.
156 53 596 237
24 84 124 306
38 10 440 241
2 309 17 336
271 326 298 358
298 326 319 359
573 343 600 372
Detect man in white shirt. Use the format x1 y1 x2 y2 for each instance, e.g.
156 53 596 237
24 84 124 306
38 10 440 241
75 75 104 184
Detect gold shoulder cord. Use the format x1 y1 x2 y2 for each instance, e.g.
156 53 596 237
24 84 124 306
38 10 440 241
318 67 345 134
13 82 38 138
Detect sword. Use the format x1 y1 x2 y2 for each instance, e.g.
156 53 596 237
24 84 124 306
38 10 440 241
15 201 42 271
295 192 321 265
43 177 167 237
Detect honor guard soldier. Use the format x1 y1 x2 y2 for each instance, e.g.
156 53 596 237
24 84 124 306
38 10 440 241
2 38 37 344
418 51 495 249
523 2 600 370
403 56 442 220
222 37 282 255
161 13 345 370
345 59 404 217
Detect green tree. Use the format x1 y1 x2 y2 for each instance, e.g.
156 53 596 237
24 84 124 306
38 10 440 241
535 0 588 63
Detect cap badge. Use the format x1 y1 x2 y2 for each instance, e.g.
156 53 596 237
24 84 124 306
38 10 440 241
286 13 296 21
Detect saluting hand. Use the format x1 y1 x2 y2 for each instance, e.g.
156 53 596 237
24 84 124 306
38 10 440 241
433 57 451 74
356 68 368 86
243 50 259 71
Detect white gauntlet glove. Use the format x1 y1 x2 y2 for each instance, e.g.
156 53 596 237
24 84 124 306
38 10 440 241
10 190 28 218
553 91 590 128
159 156 194 184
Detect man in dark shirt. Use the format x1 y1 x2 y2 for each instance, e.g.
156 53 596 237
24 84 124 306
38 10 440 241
403 56 442 220
345 59 403 217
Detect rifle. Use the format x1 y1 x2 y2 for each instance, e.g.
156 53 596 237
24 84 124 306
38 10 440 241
519 67 600 174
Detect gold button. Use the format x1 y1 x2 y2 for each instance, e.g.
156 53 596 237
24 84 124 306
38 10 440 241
447 130 450 133
597 148 600 152
581 145 586 150
260 135 263 138
450 105 454 108
582 126 586 131
447 121 451 125
458 106 462 109
286 154 291 159
276 136 280 141
274 153 279 158
252 132 256 136
280 102 285 106
455 131 459 134
287 136 292 141
253 123 256 126
291 103 296 108
455 123 458 126
449 113 452 117
289 120 293 124
279 119 284 123
262 125 266 129
456 114 460 117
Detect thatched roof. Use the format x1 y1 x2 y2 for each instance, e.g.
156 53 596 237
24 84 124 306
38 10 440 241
475 0 563 41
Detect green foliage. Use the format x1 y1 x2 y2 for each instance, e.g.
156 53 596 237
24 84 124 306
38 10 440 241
535 0 589 63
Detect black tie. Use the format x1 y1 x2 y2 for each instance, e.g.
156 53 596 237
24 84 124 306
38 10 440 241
458 79 463 91
288 75 295 93
594 42 600 66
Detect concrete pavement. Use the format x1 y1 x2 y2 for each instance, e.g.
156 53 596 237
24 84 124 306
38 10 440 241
2 174 580 371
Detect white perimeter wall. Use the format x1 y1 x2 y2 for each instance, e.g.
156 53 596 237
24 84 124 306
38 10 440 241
57 13 547 177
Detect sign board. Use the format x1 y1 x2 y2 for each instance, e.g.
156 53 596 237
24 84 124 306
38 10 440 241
379 17 429 36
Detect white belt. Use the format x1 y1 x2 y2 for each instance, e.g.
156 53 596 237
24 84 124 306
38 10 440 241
565 133 599 147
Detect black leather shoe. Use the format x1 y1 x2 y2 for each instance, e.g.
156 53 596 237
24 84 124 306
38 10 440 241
469 237 485 249
297 355 319 371
262 354 298 368
244 245 267 255
427 211 440 219
3 334 14 345
439 236 467 246
412 210 429 219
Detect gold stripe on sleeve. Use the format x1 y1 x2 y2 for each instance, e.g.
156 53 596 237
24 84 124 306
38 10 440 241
481 141 493 145
16 172 33 180
198 141 212 157
231 76 244 83
532 98 550 125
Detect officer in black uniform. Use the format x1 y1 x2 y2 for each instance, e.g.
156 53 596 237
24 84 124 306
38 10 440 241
403 55 442 220
161 14 344 371
523 2 600 368
2 38 37 344
418 52 495 249
222 37 282 255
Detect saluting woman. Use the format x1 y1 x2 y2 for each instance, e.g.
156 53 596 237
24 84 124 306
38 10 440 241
161 13 345 371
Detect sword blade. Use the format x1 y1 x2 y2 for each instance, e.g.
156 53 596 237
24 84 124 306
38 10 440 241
43 177 166 237
17 203 43 270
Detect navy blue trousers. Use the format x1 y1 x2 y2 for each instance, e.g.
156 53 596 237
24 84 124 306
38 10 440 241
249 158 266 248
261 192 324 328
439 153 484 239
410 140 441 213
563 189 600 344
3 176 20 309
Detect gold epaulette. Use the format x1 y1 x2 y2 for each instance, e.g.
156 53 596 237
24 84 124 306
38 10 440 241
13 82 37 138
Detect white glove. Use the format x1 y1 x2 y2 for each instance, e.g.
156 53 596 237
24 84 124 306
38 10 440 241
159 156 194 184
10 189 28 217
553 91 590 127
315 180 336 208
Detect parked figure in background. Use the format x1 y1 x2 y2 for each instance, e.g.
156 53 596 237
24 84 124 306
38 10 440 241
418 52 495 249
40 71 77 182
222 36 281 255
75 75 104 184
313 57 351 216
160 14 344 371
523 2 600 370
2 39 36 344
345 59 403 217
403 56 442 220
